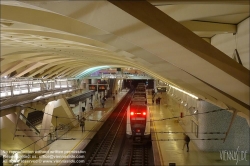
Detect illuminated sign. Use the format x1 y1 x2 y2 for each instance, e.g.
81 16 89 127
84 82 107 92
98 85 107 91
89 85 97 91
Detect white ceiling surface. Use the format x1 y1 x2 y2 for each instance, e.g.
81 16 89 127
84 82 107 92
0 1 249 118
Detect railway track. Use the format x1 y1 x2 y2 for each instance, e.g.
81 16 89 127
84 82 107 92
119 139 154 166
72 91 154 166
85 110 126 166
128 145 150 166
77 93 132 166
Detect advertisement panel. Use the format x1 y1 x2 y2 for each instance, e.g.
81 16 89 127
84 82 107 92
98 85 107 91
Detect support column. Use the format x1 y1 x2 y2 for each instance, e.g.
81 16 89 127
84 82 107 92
78 101 83 120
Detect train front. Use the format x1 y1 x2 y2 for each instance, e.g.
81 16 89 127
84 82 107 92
127 103 151 144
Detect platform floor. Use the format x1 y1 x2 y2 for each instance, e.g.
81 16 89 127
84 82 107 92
150 93 249 166
27 90 249 166
28 90 127 166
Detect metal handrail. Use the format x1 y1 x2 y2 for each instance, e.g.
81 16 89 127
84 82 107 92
0 77 78 98
20 113 40 134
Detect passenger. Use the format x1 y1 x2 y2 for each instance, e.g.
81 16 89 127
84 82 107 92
90 94 93 102
152 98 154 104
112 95 115 101
80 118 85 133
182 133 190 152
101 99 105 108
157 97 161 104
89 103 93 110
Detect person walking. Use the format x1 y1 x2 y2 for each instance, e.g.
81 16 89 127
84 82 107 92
182 133 190 152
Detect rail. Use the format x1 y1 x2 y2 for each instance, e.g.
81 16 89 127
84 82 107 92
87 96 127 165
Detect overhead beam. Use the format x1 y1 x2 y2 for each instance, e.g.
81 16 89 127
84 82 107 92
180 21 236 34
28 60 74 77
14 62 45 77
1 60 28 77
108 1 249 86
149 0 249 5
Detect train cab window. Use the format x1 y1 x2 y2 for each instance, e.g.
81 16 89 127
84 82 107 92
130 105 147 125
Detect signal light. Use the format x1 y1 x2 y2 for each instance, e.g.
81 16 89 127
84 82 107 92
143 112 146 115
131 112 134 116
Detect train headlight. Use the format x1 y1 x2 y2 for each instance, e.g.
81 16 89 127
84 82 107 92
131 112 134 116
143 112 146 115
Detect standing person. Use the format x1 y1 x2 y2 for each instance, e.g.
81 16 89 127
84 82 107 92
157 97 161 104
182 133 190 152
80 118 85 133
90 94 93 102
152 98 154 104
89 103 93 110
112 95 115 101
101 98 105 108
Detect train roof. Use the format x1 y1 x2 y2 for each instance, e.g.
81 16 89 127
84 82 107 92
133 95 146 98
130 102 147 106
131 97 147 101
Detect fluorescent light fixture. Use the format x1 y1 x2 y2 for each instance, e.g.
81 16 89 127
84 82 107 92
76 66 110 78
169 85 198 99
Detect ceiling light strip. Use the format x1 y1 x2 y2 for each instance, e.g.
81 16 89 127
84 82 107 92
169 85 198 99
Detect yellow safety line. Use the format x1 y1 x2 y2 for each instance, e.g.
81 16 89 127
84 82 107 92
56 124 96 165
57 94 125 165
56 104 115 165
56 134 87 165
151 108 164 165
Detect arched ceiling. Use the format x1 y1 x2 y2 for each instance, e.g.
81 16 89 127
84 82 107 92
0 1 249 119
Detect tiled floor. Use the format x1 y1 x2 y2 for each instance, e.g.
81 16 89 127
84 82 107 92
150 93 249 166
28 91 127 166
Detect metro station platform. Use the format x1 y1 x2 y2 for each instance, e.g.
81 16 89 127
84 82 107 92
22 91 249 166
27 91 128 166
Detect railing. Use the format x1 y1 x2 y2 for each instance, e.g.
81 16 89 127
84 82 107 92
19 113 40 135
0 77 78 98
88 73 153 79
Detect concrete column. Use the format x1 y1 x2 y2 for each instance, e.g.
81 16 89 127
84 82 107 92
91 79 97 84
78 101 82 120
40 102 54 148
84 100 88 111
